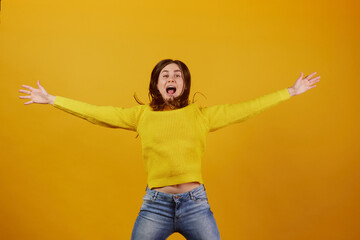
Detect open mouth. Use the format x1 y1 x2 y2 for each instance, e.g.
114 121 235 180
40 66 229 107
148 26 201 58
166 86 177 95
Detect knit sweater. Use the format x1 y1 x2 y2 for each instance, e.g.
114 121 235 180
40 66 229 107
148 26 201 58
53 88 291 189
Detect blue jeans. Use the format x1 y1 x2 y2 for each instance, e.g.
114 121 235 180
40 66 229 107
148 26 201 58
131 184 221 239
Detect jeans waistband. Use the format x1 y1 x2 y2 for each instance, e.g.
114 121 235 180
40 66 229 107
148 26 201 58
145 184 206 201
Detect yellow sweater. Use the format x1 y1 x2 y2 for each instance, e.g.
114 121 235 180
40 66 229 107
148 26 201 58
53 88 291 189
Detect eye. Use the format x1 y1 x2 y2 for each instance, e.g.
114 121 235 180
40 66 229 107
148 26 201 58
163 75 169 78
176 74 181 77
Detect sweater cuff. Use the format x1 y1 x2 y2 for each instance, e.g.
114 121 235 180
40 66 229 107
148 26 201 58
53 96 59 107
53 96 66 108
280 88 291 100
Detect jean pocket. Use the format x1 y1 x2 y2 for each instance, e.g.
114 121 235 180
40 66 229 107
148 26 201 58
192 190 208 202
142 192 154 202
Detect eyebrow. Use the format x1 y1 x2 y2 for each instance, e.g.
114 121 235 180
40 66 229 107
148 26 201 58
161 70 182 73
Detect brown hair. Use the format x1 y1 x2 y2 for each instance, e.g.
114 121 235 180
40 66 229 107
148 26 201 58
146 59 191 111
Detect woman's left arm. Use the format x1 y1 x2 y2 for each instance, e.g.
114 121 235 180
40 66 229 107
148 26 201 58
287 72 320 96
202 72 321 132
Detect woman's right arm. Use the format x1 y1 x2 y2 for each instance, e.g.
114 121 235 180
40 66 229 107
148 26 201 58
19 80 144 131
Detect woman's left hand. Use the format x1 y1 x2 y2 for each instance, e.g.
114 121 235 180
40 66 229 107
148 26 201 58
288 72 320 96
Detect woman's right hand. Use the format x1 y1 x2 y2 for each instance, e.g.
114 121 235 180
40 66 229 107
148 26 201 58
19 80 55 105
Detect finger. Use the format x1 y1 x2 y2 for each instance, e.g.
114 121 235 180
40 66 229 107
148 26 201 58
37 80 47 93
309 76 320 81
24 100 34 105
305 72 317 80
21 84 36 91
309 78 320 85
19 95 31 99
37 80 43 89
19 89 31 94
299 72 303 79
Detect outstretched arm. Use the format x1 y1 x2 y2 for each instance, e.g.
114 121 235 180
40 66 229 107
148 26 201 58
202 72 321 132
19 81 144 130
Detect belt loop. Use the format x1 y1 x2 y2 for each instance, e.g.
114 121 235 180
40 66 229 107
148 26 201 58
153 191 158 200
189 191 194 200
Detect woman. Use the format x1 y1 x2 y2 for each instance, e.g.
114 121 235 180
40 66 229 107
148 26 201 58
19 59 320 239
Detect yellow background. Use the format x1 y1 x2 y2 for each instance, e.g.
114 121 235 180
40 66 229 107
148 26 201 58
1 0 359 239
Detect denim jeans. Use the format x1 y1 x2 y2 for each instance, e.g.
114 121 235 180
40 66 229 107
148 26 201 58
131 184 221 239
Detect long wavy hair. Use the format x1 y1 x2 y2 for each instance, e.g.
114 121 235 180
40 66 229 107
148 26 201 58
134 59 191 111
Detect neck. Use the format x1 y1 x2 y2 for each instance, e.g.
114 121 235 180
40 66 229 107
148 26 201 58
163 98 177 111
163 105 172 111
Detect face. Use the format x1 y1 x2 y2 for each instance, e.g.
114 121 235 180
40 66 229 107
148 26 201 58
157 63 185 101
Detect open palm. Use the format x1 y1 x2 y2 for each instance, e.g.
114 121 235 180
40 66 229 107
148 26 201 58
19 80 54 105
291 72 320 96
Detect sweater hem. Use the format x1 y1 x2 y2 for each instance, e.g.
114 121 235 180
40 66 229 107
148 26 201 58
148 174 204 189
